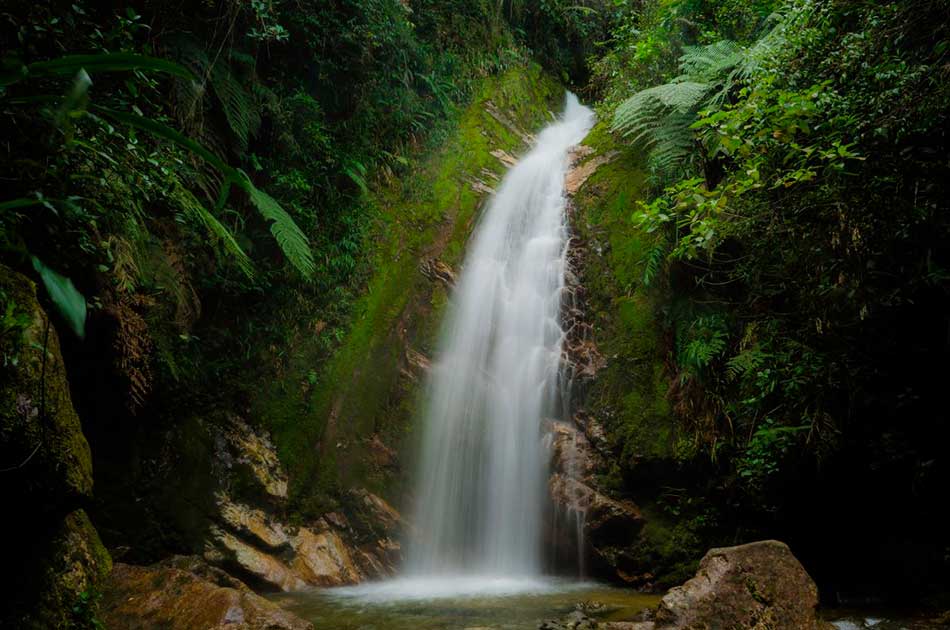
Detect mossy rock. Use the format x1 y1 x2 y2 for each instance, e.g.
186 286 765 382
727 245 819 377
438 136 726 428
571 124 675 472
0 266 112 628
0 264 93 511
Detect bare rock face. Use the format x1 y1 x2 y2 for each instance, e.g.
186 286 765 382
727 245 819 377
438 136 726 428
652 540 830 630
101 559 314 630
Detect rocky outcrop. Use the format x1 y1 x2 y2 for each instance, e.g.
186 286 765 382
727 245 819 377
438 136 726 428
1 265 112 629
205 488 403 591
101 558 313 630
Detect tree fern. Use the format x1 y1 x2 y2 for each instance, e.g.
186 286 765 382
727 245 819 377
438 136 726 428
611 41 748 174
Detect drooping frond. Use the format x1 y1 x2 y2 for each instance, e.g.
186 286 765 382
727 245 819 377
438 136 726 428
243 183 316 277
210 63 254 151
174 183 254 279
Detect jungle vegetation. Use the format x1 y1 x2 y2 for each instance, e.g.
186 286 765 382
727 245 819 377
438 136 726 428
1 0 948 611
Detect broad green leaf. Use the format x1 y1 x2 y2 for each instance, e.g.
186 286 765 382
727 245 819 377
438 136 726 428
31 256 87 339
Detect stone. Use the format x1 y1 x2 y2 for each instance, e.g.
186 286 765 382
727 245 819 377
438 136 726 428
548 421 604 484
290 527 361 586
217 414 289 502
101 560 313 630
209 527 308 592
0 264 93 510
653 540 830 630
565 145 617 195
549 474 644 543
218 497 291 550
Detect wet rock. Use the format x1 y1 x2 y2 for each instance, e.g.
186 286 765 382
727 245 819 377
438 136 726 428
351 487 403 532
539 610 599 630
549 474 644 543
101 560 313 630
218 497 291 550
565 146 617 195
548 421 604 484
290 527 361 586
653 540 830 630
209 526 308 592
217 414 289 502
420 259 457 289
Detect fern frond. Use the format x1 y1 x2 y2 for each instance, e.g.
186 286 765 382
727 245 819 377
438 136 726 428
241 181 315 277
174 183 254 279
211 62 254 151
642 236 669 287
678 41 744 80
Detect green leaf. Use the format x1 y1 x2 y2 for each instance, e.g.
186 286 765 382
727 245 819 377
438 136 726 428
91 105 231 172
27 53 195 82
238 180 315 277
31 256 86 339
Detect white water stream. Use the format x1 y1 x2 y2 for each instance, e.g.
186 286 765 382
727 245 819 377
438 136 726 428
338 93 594 601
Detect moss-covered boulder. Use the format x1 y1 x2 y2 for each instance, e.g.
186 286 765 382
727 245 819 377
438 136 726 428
0 264 93 510
1 264 111 628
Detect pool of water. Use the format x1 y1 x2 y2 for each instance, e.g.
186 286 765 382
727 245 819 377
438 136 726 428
267 577 661 630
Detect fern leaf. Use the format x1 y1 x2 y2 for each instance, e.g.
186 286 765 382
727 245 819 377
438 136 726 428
239 179 315 277
175 183 254 279
211 63 254 151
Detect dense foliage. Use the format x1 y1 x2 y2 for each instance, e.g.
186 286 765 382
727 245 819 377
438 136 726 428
3 0 948 614
597 0 950 598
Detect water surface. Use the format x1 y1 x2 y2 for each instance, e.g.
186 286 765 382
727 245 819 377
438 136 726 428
269 579 659 630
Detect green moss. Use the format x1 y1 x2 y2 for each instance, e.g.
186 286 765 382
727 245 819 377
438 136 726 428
0 265 94 506
249 64 562 516
572 123 674 470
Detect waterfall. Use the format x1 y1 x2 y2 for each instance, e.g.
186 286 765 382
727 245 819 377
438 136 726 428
407 93 595 580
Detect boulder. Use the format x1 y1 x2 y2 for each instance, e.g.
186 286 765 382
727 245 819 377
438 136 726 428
1 265 111 628
0 264 93 510
652 540 830 630
205 488 403 591
101 559 313 630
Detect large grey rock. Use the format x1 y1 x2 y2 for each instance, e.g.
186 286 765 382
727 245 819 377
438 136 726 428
653 540 830 630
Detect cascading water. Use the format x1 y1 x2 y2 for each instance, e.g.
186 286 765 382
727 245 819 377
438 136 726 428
332 93 593 602
410 93 593 583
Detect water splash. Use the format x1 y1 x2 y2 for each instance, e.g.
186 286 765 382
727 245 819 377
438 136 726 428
406 93 595 581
